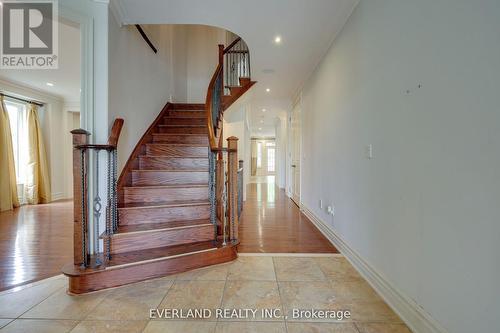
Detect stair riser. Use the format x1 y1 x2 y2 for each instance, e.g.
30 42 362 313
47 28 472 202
110 225 214 254
146 145 207 157
168 111 205 118
157 126 207 134
171 104 205 110
163 117 206 126
119 205 210 225
64 245 237 294
139 157 208 170
153 135 208 144
132 171 208 186
123 187 208 204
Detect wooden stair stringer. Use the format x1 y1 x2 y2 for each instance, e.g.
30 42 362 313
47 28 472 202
222 80 256 111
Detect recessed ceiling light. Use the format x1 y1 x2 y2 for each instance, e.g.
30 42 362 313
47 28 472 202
46 82 54 87
258 127 262 130
274 36 282 44
262 108 266 112
266 88 270 92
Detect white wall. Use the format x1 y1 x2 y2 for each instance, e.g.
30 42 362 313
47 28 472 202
108 16 176 171
299 1 500 332
108 20 227 171
185 25 226 103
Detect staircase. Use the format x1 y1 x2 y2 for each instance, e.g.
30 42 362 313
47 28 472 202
63 37 255 294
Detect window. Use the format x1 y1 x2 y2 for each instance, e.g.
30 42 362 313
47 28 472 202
257 142 262 168
267 147 275 173
5 100 28 198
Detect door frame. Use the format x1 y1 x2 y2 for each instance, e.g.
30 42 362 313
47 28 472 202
288 95 302 206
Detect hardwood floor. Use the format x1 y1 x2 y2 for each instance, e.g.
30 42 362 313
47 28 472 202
238 177 338 253
0 200 73 291
0 175 337 291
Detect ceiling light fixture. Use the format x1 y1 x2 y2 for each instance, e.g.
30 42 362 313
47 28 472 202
262 108 266 112
274 36 282 44
46 82 54 87
266 88 270 92
258 127 262 130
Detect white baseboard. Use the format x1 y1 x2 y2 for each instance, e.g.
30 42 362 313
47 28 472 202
301 205 449 333
51 192 66 201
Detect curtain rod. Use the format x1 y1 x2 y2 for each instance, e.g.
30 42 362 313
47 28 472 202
0 92 44 107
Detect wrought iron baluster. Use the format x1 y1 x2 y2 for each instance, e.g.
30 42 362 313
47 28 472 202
112 149 118 231
105 150 112 260
208 151 217 241
93 150 102 257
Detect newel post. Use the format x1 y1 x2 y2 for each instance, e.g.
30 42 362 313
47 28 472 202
227 136 239 241
71 129 90 266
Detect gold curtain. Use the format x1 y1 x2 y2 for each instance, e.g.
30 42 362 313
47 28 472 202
25 103 51 204
0 96 19 211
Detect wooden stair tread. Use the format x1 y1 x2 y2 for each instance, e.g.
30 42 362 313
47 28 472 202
146 143 208 147
152 133 207 136
114 219 212 235
123 184 207 189
132 169 208 172
119 199 209 210
158 124 206 128
63 241 219 275
166 114 205 119
163 116 206 119
107 241 218 267
140 155 207 159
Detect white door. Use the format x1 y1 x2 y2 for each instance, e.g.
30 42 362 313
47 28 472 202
289 102 301 205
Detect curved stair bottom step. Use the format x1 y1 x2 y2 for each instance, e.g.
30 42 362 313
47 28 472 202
62 241 238 294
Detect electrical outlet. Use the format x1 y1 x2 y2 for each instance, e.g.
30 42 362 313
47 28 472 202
319 200 323 209
327 205 335 216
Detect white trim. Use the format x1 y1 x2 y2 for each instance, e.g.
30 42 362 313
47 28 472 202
58 6 93 136
238 253 342 257
301 205 449 333
51 192 66 201
0 78 64 103
109 0 127 25
109 0 125 26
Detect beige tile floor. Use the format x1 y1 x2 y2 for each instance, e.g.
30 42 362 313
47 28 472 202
0 255 412 333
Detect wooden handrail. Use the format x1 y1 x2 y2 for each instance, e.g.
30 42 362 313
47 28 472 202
205 63 223 151
223 37 242 54
107 118 124 147
75 118 124 151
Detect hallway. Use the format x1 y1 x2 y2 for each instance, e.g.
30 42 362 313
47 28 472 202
0 201 73 291
238 176 338 253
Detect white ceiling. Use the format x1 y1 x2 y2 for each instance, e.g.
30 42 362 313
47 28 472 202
114 0 359 136
0 20 81 104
